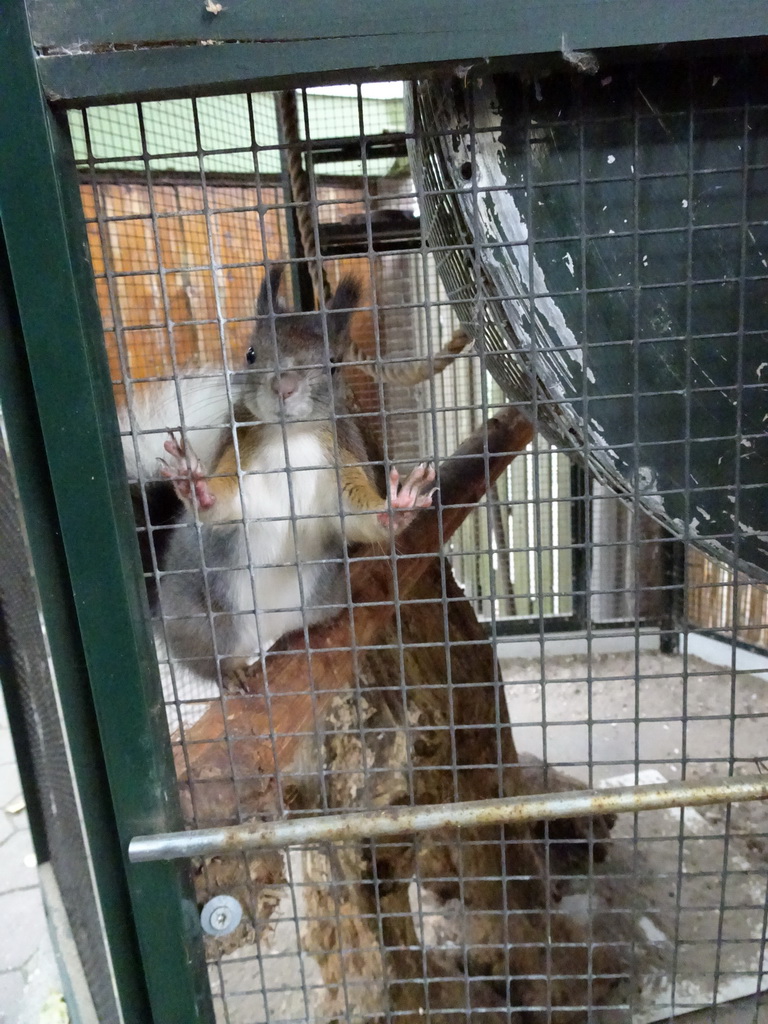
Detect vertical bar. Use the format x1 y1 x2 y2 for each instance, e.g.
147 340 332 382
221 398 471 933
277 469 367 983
659 536 685 655
0 6 214 1022
0 225 138 1020
570 460 590 630
0 456 50 867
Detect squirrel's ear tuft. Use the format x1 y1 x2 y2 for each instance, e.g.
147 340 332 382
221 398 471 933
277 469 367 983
256 265 285 316
327 276 360 339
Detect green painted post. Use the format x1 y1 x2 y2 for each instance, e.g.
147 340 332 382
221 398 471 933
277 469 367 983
0 229 141 1024
24 1 768 106
0 3 214 1021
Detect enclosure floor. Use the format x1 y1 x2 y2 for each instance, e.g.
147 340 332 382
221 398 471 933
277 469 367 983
503 650 768 1024
209 649 767 1024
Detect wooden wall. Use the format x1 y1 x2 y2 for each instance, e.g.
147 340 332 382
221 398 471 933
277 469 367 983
687 548 768 650
80 179 383 417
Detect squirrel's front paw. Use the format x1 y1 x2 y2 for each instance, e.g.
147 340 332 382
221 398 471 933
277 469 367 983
159 431 216 511
377 462 436 534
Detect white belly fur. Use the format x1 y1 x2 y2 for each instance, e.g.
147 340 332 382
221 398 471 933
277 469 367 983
230 426 343 651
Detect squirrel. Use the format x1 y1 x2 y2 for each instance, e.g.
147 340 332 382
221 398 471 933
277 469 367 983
125 267 436 684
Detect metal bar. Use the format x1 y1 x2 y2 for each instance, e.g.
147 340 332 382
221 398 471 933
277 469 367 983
130 773 768 863
319 219 423 256
660 536 686 655
491 618 648 638
28 0 768 50
35 34 768 108
295 133 409 166
0 429 50 867
569 460 590 630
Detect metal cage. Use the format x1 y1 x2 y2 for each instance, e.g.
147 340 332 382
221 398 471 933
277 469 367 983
0 4 767 1024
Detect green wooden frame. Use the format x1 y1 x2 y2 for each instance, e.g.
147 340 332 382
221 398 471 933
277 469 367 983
0 3 213 1021
0 224 148 1024
2 0 768 1019
29 0 768 105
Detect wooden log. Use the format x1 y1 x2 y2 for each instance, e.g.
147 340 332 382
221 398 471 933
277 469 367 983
175 406 534 826
303 561 623 1021
173 402 623 1017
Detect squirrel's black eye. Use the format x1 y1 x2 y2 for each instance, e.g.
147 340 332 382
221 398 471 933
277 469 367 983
246 346 256 365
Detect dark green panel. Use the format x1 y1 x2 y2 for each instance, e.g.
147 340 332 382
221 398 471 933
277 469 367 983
31 0 768 105
408 60 768 582
0 222 134 1021
26 0 768 49
0 4 213 1022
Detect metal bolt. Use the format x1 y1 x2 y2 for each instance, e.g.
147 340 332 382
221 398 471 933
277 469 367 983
200 894 243 936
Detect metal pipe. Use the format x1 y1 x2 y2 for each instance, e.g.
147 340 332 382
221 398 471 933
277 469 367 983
128 772 768 863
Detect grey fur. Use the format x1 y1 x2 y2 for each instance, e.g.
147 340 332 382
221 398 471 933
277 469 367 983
159 517 349 681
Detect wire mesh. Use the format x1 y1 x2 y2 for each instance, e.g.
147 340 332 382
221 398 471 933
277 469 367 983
71 64 768 1024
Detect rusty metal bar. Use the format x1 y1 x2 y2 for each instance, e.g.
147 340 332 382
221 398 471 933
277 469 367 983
128 772 768 863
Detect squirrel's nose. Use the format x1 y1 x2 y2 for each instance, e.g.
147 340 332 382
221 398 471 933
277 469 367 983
271 371 299 398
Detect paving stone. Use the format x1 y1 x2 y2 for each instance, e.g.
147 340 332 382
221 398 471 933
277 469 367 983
17 930 68 1024
8 810 29 835
0 728 16 769
0 889 46 972
0 717 15 768
0 970 24 1023
0 969 24 1023
0 811 13 846
0 830 37 895
0 764 23 812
